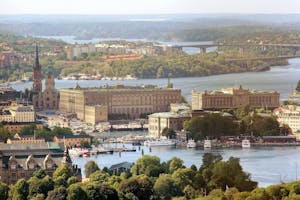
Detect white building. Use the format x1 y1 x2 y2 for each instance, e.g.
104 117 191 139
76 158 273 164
274 105 300 134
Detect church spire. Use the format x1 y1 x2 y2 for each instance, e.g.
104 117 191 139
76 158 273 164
32 41 42 93
34 42 41 70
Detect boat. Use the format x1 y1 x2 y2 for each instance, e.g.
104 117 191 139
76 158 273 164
242 139 251 148
187 139 196 148
144 139 175 147
204 139 212 148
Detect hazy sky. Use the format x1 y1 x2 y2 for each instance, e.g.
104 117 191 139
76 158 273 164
1 0 300 15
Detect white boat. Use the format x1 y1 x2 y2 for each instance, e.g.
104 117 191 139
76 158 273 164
187 139 196 148
242 139 251 148
204 139 212 148
144 139 175 147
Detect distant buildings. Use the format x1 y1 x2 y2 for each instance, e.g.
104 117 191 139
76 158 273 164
274 105 300 134
32 44 59 110
6 133 45 144
53 135 91 147
59 84 182 124
0 142 80 184
192 86 280 110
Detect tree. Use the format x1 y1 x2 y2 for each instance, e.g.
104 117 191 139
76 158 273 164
168 157 184 174
154 174 180 200
131 155 163 176
162 128 176 139
83 183 105 200
46 187 67 200
84 160 100 178
52 127 73 136
28 176 54 199
89 170 110 183
19 124 36 135
67 177 79 186
11 179 29 200
33 169 46 179
118 175 153 200
0 181 9 200
67 184 88 200
98 184 119 200
172 168 196 191
201 153 223 169
53 164 72 181
210 157 257 191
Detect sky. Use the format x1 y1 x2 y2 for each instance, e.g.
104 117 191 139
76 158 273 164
1 0 300 15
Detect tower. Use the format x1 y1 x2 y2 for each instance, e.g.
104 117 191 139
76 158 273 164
33 43 42 93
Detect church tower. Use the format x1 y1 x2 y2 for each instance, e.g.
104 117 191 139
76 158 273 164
33 43 42 93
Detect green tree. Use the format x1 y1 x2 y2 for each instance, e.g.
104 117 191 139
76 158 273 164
201 153 223 169
67 177 79 186
67 184 88 200
154 174 180 200
32 169 46 179
46 187 67 200
0 181 9 200
53 164 72 181
210 157 257 191
52 127 73 136
296 80 300 92
28 175 54 199
131 155 163 177
19 124 36 135
98 184 119 200
84 160 100 178
172 168 196 191
11 179 29 200
168 157 184 174
118 175 153 200
162 128 176 139
83 183 105 200
89 170 110 183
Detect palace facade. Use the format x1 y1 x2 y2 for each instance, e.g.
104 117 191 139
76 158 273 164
59 84 182 124
192 86 280 110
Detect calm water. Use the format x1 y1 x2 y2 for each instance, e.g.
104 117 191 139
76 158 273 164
72 144 300 187
11 58 300 102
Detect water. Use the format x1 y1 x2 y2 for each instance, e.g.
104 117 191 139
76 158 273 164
72 144 300 187
11 58 300 102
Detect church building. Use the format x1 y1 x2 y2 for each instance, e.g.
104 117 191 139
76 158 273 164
32 43 59 110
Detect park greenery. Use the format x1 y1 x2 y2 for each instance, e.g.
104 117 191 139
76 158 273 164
3 153 300 200
183 105 285 140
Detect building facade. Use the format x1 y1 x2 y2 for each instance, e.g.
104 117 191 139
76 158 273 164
0 142 81 184
274 105 300 134
192 86 280 110
32 44 59 110
59 84 182 123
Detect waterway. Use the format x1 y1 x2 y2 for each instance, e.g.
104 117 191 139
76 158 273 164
11 58 300 102
72 141 300 187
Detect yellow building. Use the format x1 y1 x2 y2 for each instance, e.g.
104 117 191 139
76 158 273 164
7 133 45 144
0 105 35 123
192 86 280 110
59 84 182 123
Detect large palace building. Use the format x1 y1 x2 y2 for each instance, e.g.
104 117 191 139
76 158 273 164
192 86 280 110
59 84 182 124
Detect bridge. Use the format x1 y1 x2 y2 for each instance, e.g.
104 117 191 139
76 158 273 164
173 43 300 55
225 55 300 62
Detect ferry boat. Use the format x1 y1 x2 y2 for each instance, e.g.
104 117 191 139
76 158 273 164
187 139 196 148
242 139 251 148
204 139 212 148
144 139 175 147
